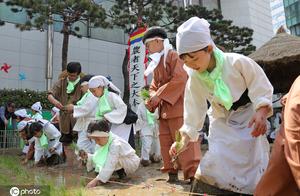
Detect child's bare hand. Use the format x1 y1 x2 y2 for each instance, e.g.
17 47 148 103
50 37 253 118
169 142 177 156
21 158 28 165
49 147 56 153
86 178 99 188
145 100 155 113
64 104 74 112
79 150 88 160
150 95 161 108
249 106 270 137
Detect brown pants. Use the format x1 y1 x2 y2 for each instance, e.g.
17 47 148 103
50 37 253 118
255 128 300 196
159 117 201 180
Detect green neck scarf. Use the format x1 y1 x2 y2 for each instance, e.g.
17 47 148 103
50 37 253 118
32 113 42 119
39 132 48 149
76 90 91 106
146 109 156 125
93 132 113 173
66 77 80 94
95 88 112 120
196 48 233 110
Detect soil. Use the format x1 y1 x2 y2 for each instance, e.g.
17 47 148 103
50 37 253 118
0 145 209 196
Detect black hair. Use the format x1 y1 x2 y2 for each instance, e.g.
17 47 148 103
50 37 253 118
79 74 94 84
18 116 25 121
87 119 111 134
67 62 81 74
29 122 43 135
6 102 15 108
142 27 167 44
24 124 34 140
179 46 209 60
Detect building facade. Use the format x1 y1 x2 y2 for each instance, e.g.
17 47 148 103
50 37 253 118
270 0 289 33
0 1 127 92
220 0 274 48
283 0 300 35
187 0 274 48
0 0 277 92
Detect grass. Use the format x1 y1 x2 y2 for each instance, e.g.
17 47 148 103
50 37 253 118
0 155 29 185
0 155 86 196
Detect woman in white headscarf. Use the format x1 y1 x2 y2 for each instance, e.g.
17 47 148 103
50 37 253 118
88 75 132 143
169 17 273 195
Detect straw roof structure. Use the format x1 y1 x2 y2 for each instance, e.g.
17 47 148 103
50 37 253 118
249 32 300 93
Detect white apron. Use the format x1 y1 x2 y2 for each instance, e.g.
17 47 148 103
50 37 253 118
195 103 270 194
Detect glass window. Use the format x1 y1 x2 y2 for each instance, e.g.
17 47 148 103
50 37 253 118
0 3 27 24
53 14 63 32
296 24 300 34
90 27 126 44
72 21 88 37
291 17 297 25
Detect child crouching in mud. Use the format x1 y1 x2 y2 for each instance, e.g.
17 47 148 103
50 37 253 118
79 119 140 188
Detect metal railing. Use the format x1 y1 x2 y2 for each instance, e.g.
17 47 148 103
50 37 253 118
0 129 21 149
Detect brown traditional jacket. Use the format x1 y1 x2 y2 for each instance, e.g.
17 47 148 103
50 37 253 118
48 77 82 134
149 50 187 120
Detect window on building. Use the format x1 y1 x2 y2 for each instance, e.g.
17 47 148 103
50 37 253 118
0 2 126 44
0 3 27 24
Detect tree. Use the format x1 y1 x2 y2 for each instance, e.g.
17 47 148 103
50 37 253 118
165 5 256 55
109 2 255 54
107 0 173 104
6 0 109 70
108 1 255 104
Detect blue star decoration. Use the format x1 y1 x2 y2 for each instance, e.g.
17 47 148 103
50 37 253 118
19 72 26 81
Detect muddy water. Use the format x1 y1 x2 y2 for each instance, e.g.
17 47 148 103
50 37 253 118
1 147 209 195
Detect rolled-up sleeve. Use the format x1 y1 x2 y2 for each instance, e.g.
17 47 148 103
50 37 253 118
48 80 61 100
73 94 98 118
235 56 273 117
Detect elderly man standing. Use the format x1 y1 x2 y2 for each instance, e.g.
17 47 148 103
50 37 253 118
47 62 83 163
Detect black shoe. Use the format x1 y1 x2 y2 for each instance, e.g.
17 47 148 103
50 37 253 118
141 159 151 167
150 155 161 163
186 177 194 185
116 168 127 179
167 173 179 183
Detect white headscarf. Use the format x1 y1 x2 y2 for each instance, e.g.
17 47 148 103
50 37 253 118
88 75 121 95
17 120 28 132
144 38 173 76
31 101 42 113
51 107 60 114
14 109 30 118
176 17 216 56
